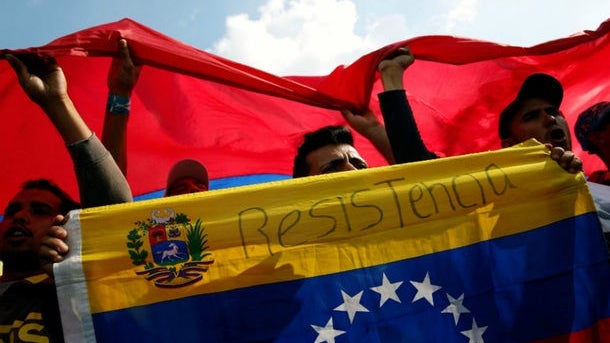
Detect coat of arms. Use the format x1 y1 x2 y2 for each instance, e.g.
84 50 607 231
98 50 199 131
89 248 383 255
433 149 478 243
126 208 214 288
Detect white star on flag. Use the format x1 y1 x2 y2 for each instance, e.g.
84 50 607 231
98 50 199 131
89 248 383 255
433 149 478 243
311 317 346 343
370 272 403 307
461 318 487 343
333 290 369 323
441 293 470 324
410 272 442 306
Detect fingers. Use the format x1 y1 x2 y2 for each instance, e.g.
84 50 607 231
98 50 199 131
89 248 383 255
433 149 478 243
118 38 129 58
385 46 412 59
378 46 414 83
340 109 354 120
118 38 137 66
108 38 141 95
38 215 70 277
5 54 27 76
39 239 69 263
549 147 583 174
39 215 70 263
395 46 413 57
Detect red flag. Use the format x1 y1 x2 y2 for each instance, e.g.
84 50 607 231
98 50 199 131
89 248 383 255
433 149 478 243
1 18 609 206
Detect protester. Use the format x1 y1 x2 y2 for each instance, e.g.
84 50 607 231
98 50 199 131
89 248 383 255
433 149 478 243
574 101 610 185
293 125 365 177
102 39 209 197
293 47 435 177
573 102 610 245
498 73 610 246
164 158 209 196
0 180 77 342
498 73 581 172
294 49 583 177
1 53 132 342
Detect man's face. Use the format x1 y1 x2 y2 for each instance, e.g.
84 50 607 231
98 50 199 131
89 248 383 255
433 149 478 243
503 97 572 150
165 177 208 197
305 143 368 176
0 189 62 271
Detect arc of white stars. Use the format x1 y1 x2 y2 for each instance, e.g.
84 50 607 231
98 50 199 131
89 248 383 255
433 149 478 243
441 293 470 325
461 318 487 343
410 272 442 306
370 272 403 307
333 290 369 323
311 317 346 343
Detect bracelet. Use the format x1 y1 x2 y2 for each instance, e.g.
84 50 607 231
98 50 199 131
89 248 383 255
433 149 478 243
106 93 131 115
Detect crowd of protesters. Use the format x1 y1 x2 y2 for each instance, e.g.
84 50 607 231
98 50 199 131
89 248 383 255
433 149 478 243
0 37 608 342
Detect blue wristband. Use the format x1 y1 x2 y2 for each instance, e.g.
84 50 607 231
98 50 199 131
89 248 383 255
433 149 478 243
106 94 131 115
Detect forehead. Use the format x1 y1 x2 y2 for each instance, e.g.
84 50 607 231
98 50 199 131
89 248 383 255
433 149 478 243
7 189 62 210
307 143 361 162
167 177 208 193
169 176 205 187
513 98 555 118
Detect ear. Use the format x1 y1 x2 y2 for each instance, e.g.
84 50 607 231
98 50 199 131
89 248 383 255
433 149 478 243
501 138 517 148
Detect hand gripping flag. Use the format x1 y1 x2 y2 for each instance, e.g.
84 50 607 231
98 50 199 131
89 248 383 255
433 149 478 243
2 18 610 206
55 141 610 342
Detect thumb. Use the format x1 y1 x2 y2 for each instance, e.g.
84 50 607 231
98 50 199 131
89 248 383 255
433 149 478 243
5 54 28 76
340 109 352 119
118 39 130 60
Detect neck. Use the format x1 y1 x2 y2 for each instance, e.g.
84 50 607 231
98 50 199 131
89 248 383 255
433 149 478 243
0 269 44 283
0 251 43 283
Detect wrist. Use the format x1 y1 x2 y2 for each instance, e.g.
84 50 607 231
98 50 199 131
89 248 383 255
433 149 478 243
106 93 131 115
379 65 405 91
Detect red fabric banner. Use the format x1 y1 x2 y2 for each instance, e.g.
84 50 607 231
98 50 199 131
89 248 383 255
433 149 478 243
1 18 609 206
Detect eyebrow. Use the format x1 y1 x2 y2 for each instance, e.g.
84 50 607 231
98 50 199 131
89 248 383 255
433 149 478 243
349 157 367 167
3 202 19 214
320 157 347 172
3 201 55 215
30 201 56 212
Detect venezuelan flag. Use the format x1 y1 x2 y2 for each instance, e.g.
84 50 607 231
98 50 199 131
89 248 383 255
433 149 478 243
55 141 610 342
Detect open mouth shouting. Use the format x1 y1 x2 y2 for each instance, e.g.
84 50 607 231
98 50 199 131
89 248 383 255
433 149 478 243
548 127 569 150
2 226 33 246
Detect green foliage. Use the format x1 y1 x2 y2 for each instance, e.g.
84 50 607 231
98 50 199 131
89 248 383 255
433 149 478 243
133 219 154 233
185 219 208 261
126 228 149 266
127 229 142 241
126 240 143 250
174 212 189 224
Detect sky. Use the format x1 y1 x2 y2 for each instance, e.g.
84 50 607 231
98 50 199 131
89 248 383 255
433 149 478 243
1 0 610 75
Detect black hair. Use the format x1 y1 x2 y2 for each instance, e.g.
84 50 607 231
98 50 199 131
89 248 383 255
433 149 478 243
292 125 354 178
21 179 81 214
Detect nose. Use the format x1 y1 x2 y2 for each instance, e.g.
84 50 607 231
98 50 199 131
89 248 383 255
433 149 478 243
340 162 358 172
543 111 557 126
11 208 29 225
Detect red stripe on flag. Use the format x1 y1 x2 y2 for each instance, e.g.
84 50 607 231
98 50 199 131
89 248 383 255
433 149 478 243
533 318 610 343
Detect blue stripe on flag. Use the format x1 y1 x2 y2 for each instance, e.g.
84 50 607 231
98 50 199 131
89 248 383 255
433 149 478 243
134 174 290 201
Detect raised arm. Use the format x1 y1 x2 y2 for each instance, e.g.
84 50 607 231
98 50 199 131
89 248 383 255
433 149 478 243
377 46 438 164
102 38 142 175
341 107 395 164
6 53 133 207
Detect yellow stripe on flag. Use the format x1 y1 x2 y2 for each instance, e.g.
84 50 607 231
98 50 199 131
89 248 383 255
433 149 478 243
78 140 594 313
